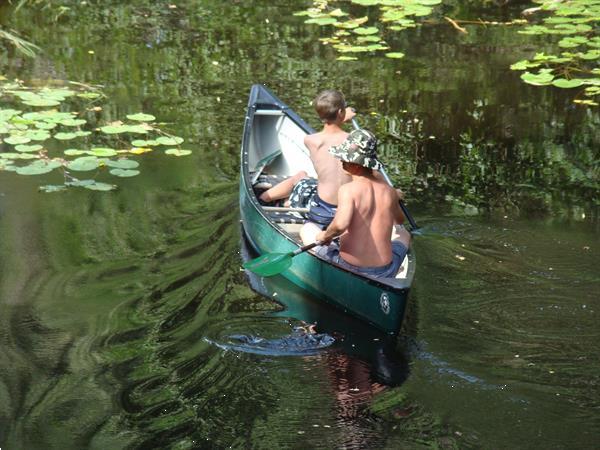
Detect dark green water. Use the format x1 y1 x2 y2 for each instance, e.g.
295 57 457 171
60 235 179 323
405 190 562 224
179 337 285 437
0 1 598 448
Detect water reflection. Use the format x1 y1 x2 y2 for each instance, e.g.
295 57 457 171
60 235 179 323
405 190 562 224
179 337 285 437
240 235 411 447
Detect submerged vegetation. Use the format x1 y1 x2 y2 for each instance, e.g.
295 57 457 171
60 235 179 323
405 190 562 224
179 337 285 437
0 77 190 192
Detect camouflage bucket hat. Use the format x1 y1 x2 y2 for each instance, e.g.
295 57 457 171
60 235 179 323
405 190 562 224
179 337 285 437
329 129 382 171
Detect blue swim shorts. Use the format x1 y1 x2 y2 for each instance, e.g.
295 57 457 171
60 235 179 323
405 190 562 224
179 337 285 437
307 192 337 229
315 240 408 278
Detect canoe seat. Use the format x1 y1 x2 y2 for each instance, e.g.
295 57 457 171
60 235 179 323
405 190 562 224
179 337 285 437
266 211 306 224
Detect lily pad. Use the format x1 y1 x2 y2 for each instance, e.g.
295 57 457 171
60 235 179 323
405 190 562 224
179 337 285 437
4 135 31 145
35 122 57 130
353 26 379 35
385 52 405 59
129 147 153 154
156 136 184 145
90 147 118 157
521 71 555 86
64 149 88 156
24 130 51 141
84 182 116 191
165 149 192 157
106 159 139 169
16 160 61 175
109 168 140 177
100 125 130 134
305 17 339 25
131 139 160 147
127 113 156 122
39 184 68 193
59 118 87 127
15 144 43 152
552 78 584 88
66 156 100 171
22 98 61 107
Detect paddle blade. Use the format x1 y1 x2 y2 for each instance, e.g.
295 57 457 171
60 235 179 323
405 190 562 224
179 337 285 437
243 252 293 277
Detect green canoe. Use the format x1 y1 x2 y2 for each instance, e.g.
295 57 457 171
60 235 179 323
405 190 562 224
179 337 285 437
240 84 416 335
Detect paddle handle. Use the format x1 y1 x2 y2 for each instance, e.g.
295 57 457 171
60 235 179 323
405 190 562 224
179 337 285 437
292 240 323 256
350 114 419 231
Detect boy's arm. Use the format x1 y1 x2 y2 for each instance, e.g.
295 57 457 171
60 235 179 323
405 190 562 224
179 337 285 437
316 186 354 243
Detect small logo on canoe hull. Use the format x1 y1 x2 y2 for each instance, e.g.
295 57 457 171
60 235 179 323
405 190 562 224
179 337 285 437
380 293 390 315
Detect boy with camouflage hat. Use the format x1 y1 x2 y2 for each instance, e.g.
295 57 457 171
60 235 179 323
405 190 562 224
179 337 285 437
314 129 410 278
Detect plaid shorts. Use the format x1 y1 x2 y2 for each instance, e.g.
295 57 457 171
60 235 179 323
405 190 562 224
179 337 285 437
289 177 317 208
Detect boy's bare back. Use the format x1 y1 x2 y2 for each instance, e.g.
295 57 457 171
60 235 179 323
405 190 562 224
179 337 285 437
304 130 351 205
338 177 403 267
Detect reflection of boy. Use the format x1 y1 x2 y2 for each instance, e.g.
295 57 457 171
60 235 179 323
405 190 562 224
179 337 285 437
315 129 410 278
259 90 356 222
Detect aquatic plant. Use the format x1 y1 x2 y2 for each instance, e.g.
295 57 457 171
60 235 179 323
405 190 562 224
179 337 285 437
0 77 191 192
510 0 600 106
294 0 444 60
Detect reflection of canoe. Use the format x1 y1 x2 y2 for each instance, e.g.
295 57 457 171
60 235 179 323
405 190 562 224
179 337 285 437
239 84 416 335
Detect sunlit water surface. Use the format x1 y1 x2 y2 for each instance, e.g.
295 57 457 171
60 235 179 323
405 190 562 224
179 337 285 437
0 1 598 448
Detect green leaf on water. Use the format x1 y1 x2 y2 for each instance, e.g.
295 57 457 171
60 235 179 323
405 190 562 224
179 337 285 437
156 136 184 145
24 130 51 141
0 153 22 159
165 149 192 157
337 56 358 61
84 182 116 191
16 160 61 175
109 168 140 177
552 78 584 88
521 71 555 86
126 125 150 134
353 26 379 35
0 109 21 121
357 35 382 42
106 159 139 169
131 139 160 147
4 135 31 145
39 184 68 193
127 113 155 122
22 98 61 107
66 156 99 171
64 149 88 156
100 125 129 134
90 147 118 157
305 17 339 25
385 52 405 59
15 144 43 152
35 122 57 130
59 118 87 127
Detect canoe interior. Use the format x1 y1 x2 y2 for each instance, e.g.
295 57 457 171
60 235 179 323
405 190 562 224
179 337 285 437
248 110 316 179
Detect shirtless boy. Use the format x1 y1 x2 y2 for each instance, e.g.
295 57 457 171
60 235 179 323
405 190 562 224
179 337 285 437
315 129 411 278
258 90 355 242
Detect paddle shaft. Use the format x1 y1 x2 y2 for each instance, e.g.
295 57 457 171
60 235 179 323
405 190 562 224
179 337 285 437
292 241 321 256
350 115 419 231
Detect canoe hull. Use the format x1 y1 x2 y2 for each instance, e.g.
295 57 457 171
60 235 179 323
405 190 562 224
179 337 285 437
239 84 413 335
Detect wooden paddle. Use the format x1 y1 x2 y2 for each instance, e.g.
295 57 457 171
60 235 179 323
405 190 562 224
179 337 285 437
243 241 323 276
350 116 419 232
